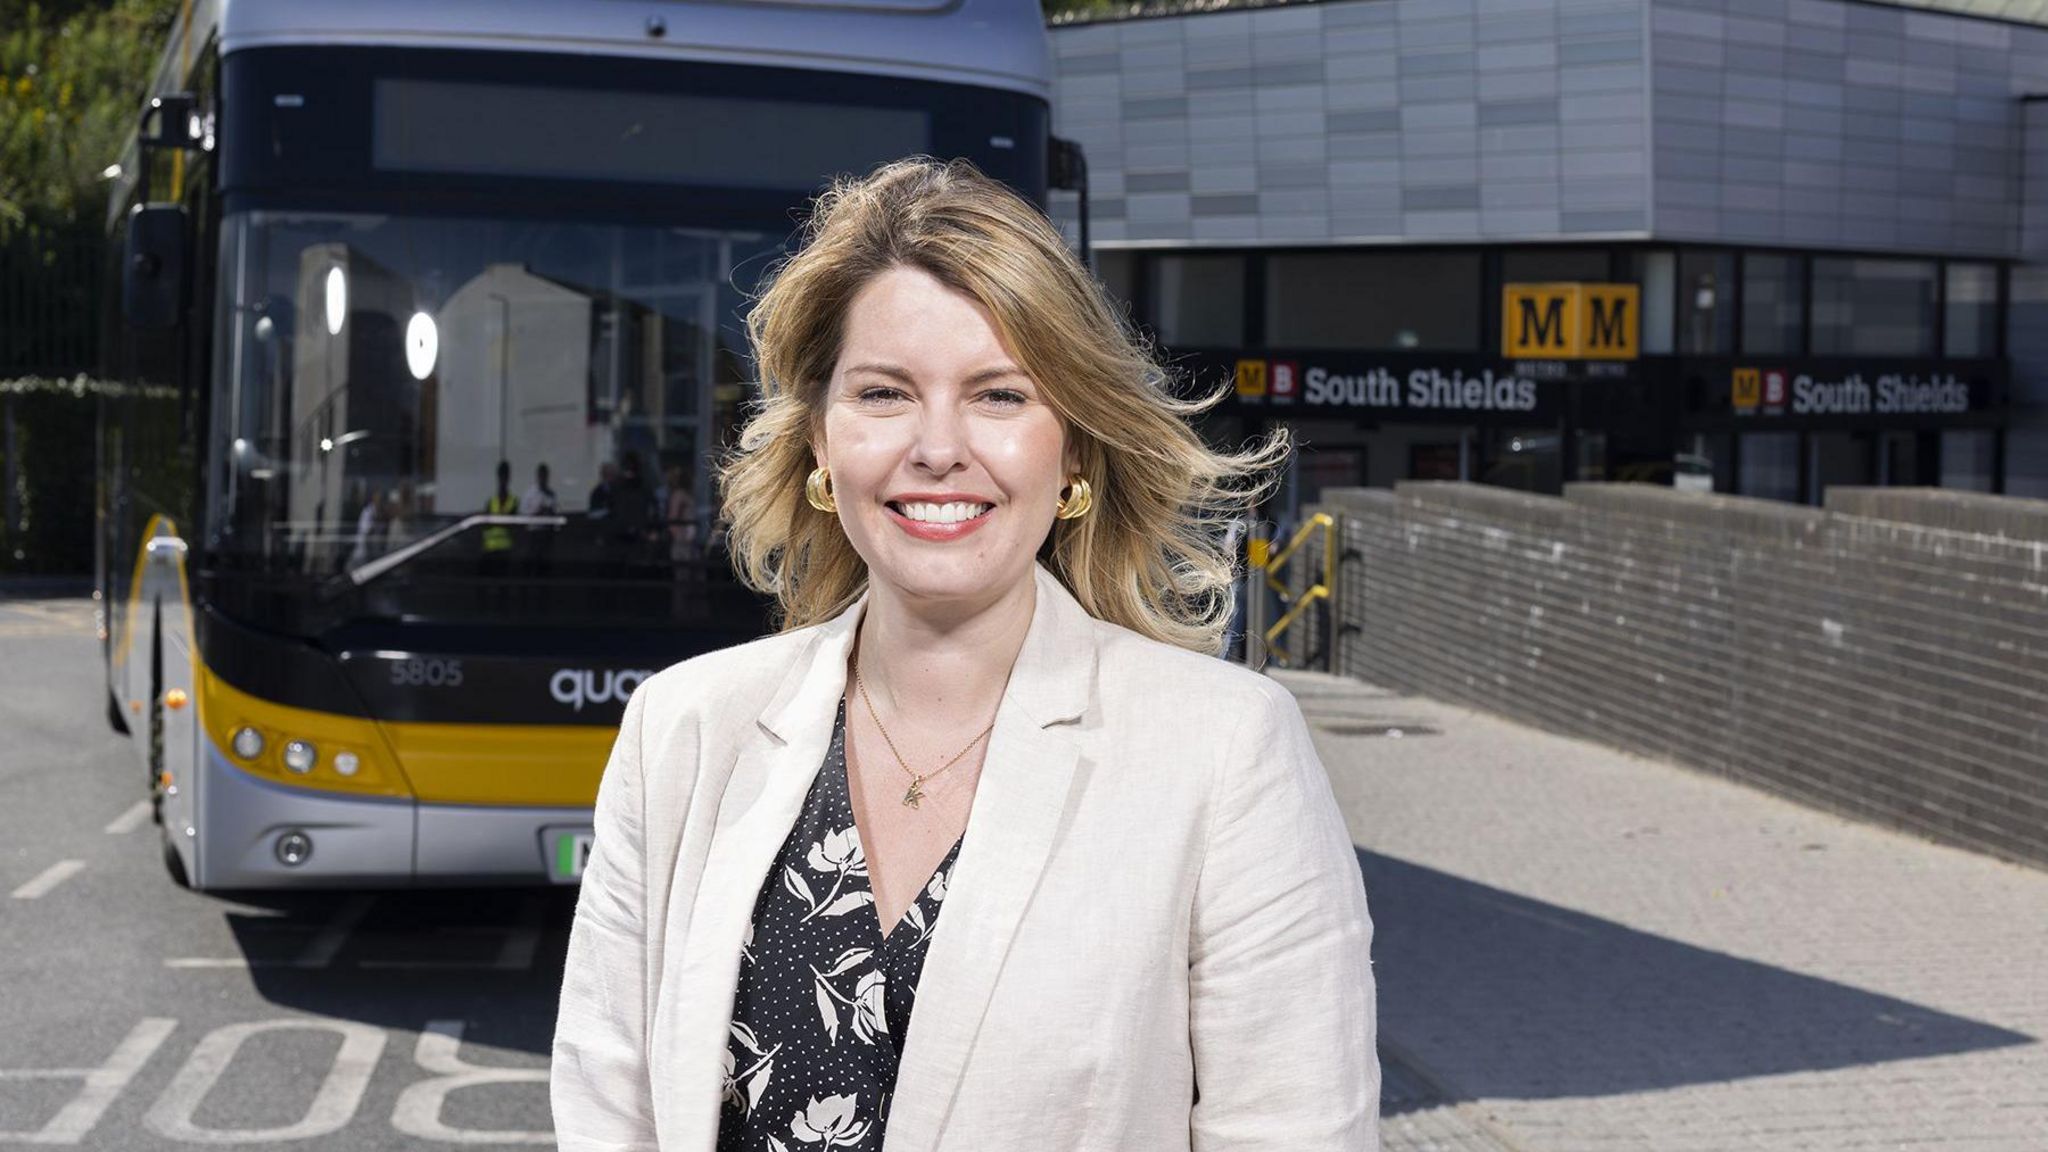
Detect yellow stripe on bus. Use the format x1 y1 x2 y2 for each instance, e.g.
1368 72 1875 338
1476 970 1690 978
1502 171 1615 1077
382 722 613 807
197 663 613 807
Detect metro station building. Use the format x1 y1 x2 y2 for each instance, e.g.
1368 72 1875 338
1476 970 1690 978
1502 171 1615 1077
1047 0 2048 506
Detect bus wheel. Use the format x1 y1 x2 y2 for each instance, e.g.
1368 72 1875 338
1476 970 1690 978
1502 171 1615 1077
106 685 131 735
160 825 192 890
147 602 164 795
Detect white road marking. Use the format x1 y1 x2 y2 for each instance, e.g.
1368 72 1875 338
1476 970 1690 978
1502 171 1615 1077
103 800 153 835
295 894 376 969
0 1018 176 1144
390 1020 552 1144
12 859 86 900
163 958 290 970
144 1019 385 1143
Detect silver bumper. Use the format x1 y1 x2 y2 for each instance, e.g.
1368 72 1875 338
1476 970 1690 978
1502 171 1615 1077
194 738 593 890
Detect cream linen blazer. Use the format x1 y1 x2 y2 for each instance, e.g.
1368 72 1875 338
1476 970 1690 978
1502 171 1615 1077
551 559 1379 1152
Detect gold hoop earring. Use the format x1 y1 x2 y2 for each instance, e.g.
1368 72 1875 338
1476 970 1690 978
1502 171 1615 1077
1055 475 1093 520
805 465 837 513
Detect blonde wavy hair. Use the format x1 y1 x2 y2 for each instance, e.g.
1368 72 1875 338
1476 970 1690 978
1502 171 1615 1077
715 156 1290 655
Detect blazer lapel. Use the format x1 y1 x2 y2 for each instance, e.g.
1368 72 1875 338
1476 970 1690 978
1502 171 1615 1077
883 561 1099 1152
653 586 868 1152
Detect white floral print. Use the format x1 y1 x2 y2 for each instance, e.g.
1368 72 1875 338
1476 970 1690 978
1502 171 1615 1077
894 859 952 947
721 1021 780 1117
783 826 878 925
788 1093 871 1149
850 969 889 1045
808 948 883 1046
808 826 866 874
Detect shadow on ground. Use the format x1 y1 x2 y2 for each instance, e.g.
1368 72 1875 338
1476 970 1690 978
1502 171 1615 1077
1359 848 2033 1114
182 847 2030 1109
202 888 580 1057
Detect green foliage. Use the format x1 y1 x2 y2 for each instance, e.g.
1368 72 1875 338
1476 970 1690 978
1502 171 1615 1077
0 0 179 235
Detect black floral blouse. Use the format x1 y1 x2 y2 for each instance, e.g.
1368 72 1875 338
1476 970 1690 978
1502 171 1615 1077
717 697 964 1151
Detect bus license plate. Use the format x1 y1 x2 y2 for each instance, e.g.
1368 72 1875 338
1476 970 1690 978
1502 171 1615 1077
549 828 594 883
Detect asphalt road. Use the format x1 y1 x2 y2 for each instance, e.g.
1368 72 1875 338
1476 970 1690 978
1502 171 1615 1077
0 595 573 1150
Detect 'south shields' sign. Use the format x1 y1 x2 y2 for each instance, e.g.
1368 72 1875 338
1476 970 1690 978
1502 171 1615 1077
1732 366 1988 418
1233 358 1553 419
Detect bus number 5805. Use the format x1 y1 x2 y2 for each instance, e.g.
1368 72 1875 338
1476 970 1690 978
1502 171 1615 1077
390 659 464 688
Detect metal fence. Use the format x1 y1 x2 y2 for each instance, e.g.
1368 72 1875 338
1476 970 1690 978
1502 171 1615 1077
1 226 104 380
1242 511 1346 673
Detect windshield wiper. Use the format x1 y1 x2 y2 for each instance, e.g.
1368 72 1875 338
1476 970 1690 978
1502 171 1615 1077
339 514 568 589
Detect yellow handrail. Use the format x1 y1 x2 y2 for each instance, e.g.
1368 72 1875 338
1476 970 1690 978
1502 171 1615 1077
1264 584 1328 651
1254 513 1335 667
1261 513 1331 597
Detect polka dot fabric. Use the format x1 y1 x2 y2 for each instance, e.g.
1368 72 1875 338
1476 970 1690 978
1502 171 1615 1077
716 697 964 1150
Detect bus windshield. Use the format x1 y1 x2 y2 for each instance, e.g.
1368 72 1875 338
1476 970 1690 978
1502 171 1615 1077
206 209 782 635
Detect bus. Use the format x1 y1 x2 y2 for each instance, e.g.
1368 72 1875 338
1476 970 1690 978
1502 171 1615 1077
98 0 1076 891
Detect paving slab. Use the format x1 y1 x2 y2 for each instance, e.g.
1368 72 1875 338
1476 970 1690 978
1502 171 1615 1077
1272 668 2048 1152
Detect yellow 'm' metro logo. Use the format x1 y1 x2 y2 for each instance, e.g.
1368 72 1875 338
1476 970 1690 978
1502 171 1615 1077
1732 367 1761 412
1234 358 1268 398
1502 283 1639 360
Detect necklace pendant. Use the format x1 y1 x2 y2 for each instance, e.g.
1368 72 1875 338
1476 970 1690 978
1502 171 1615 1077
901 777 925 809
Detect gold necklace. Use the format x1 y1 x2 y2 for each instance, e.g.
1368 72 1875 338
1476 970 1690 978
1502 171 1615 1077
853 650 996 809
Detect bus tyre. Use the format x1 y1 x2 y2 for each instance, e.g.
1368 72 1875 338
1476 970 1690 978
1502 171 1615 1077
106 686 131 736
160 827 192 890
148 606 163 795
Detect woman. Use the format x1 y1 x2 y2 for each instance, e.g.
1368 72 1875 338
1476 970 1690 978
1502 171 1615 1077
551 157 1379 1152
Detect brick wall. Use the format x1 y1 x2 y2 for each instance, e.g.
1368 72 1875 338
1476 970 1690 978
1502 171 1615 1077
1313 482 2048 867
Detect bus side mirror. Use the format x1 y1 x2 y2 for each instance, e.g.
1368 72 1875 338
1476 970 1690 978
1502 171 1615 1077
1047 136 1090 271
124 202 188 331
1048 136 1087 193
140 92 202 152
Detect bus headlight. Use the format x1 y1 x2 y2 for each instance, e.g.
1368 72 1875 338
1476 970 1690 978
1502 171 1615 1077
200 670 408 798
231 727 265 759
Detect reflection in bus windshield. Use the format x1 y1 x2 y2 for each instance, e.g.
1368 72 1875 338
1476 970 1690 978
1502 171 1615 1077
211 212 773 626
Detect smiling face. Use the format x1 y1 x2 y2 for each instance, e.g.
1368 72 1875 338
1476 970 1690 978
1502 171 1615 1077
815 264 1074 612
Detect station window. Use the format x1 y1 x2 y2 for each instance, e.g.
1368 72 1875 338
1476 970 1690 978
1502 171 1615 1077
1678 250 1736 354
1632 250 1675 354
1942 429 1996 491
1265 251 1481 351
1149 254 1244 347
1739 431 1799 502
1944 262 1998 358
1091 250 1136 325
1093 250 1132 303
1741 253 1803 355
1811 258 1937 356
